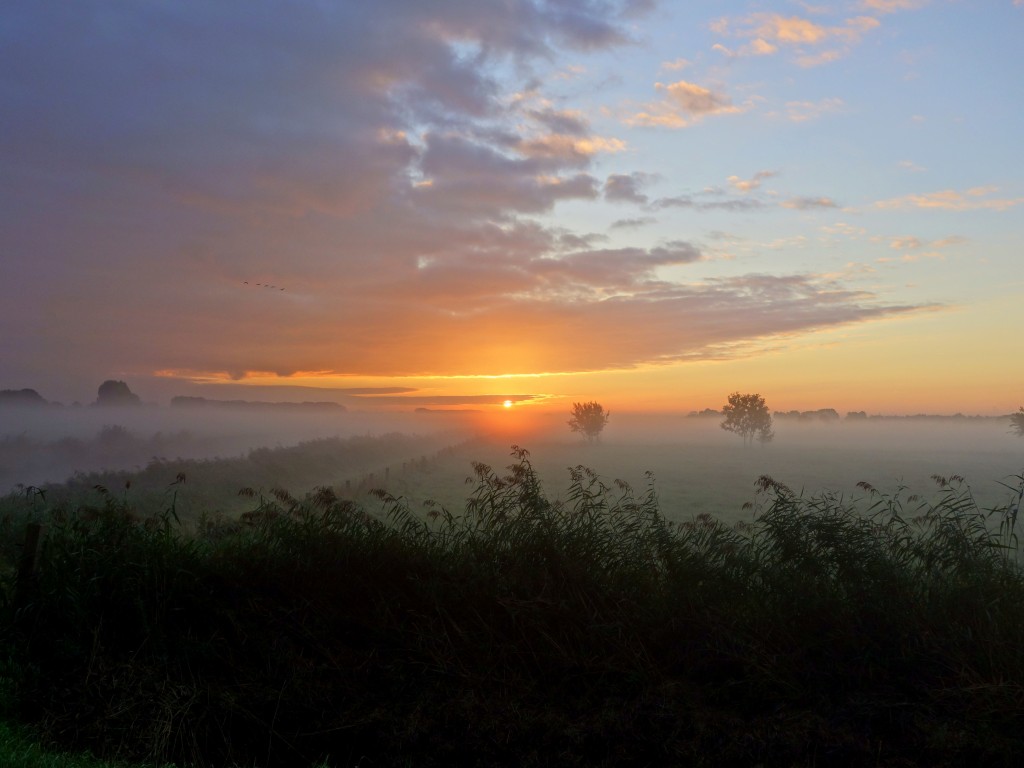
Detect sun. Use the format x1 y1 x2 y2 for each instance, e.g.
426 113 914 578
503 400 513 408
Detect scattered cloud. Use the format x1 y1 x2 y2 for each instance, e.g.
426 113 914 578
604 172 652 204
627 79 746 127
728 170 778 192
781 97 845 122
898 159 927 172
877 232 967 263
857 0 929 13
654 195 766 212
610 217 657 229
712 12 881 66
528 107 591 136
890 236 923 250
888 234 966 252
874 187 1024 212
820 222 868 238
660 57 690 71
782 196 840 210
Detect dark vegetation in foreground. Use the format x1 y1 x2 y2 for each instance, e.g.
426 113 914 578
2 447 1024 767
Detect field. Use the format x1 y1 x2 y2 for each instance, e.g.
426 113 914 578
2 414 1024 767
376 416 1024 526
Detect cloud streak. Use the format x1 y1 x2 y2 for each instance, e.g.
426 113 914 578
874 187 1024 212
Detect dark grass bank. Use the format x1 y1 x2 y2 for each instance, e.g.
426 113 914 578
1 447 1023 767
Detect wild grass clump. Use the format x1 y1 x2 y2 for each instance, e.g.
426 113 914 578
1 448 1023 766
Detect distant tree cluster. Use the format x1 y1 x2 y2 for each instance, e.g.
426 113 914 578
95 380 142 407
568 401 609 442
721 392 774 446
1011 407 1024 438
687 408 721 418
0 388 50 406
775 408 840 422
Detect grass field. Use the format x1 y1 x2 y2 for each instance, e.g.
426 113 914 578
376 416 1024 526
2 418 1023 766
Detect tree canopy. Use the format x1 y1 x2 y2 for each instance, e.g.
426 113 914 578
721 392 774 446
95 380 141 407
568 401 609 442
1011 407 1024 438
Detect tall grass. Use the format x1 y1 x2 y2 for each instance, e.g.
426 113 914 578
1 447 1023 766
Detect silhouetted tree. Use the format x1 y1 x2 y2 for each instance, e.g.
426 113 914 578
721 392 774 446
95 380 141 406
0 388 48 406
568 401 609 442
1011 407 1024 437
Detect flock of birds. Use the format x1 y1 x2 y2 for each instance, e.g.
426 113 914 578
243 281 285 291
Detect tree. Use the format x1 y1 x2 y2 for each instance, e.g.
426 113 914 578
568 401 609 442
95 379 141 406
720 392 774 446
1011 407 1024 437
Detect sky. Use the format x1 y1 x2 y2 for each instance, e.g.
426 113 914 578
2 0 1023 416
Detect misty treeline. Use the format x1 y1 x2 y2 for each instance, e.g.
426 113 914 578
0 426 209 491
1 445 1024 766
0 431 465 522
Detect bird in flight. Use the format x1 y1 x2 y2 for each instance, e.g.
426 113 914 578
243 280 285 292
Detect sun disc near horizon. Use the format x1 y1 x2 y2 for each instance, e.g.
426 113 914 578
503 400 513 408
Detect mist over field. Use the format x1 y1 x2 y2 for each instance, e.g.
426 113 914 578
0 403 474 491
4 1 1024 764
4 401 1020 525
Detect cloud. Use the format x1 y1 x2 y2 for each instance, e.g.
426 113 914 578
658 80 737 114
126 270 930 379
890 236 923 250
610 217 657 229
782 196 840 210
857 0 929 13
727 170 778 192
654 195 766 212
898 159 927 172
604 172 652 204
783 97 845 121
887 235 966 252
627 80 745 127
527 107 591 136
0 0 937 388
660 58 690 71
874 187 1024 212
713 12 881 66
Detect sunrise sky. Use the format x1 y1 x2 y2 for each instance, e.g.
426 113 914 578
2 0 1022 415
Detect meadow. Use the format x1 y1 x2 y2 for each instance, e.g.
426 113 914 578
1 415 1023 766
385 415 1024 527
